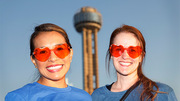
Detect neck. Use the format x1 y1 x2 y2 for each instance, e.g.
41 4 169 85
111 71 139 92
37 76 67 88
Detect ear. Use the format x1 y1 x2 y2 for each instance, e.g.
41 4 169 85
142 52 145 59
111 55 114 59
140 52 145 62
69 49 73 61
30 56 37 68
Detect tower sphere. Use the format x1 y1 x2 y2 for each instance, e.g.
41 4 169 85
74 6 102 32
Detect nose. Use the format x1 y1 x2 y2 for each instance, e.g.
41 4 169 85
48 51 58 62
121 50 130 59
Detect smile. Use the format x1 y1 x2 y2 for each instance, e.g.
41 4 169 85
46 65 63 73
119 62 132 67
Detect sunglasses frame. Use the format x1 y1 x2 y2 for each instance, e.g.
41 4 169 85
109 44 142 59
33 43 70 62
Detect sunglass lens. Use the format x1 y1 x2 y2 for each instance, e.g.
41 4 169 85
110 45 123 57
128 46 142 58
34 47 50 62
54 44 70 59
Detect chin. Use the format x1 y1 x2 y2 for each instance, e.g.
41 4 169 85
46 75 65 81
116 70 129 76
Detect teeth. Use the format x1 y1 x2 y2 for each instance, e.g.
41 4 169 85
120 62 131 66
47 65 62 70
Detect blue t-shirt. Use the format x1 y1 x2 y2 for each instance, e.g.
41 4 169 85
91 82 177 101
5 82 92 101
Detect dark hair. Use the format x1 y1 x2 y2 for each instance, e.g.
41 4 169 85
106 25 160 101
30 23 72 58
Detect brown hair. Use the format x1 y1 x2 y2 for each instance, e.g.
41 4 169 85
30 23 72 58
106 25 159 101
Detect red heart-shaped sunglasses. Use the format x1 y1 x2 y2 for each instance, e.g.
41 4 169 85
109 44 142 59
33 43 70 62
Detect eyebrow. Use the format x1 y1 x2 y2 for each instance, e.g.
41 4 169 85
37 43 66 49
55 43 65 46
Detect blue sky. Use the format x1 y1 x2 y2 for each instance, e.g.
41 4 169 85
1 0 180 100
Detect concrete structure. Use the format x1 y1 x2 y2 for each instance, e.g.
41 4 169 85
73 6 102 94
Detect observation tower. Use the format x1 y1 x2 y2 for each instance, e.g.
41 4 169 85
73 6 102 94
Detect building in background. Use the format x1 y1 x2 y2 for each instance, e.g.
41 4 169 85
73 6 102 94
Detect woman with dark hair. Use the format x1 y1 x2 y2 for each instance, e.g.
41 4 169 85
91 25 177 101
5 23 92 101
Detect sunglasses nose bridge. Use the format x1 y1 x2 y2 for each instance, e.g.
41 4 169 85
48 49 58 62
121 49 130 59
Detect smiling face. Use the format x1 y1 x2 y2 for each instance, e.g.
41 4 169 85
31 31 73 83
112 32 142 76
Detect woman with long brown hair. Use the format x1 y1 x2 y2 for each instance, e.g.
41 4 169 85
92 25 177 101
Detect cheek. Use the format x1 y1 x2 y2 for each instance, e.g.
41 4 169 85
61 54 72 70
35 60 46 69
111 57 116 63
111 57 120 68
133 57 141 67
137 56 143 63
64 56 71 66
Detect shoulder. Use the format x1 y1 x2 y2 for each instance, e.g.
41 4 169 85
92 85 128 101
69 86 92 100
155 82 174 93
92 86 107 95
5 82 36 101
91 85 108 100
6 82 36 95
155 82 178 101
70 86 89 94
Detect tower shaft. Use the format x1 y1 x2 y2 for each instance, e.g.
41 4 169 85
94 28 99 89
83 28 99 94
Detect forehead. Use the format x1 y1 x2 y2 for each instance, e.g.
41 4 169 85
33 31 66 48
113 32 140 47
